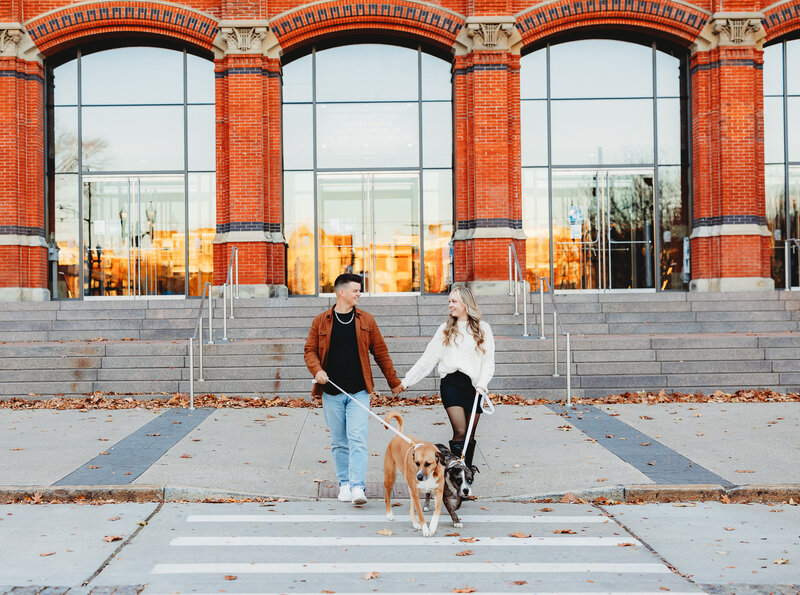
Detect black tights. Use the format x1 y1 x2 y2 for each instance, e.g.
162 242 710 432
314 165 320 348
446 406 480 442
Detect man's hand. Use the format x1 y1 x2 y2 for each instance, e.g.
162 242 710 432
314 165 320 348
315 370 329 384
391 383 405 395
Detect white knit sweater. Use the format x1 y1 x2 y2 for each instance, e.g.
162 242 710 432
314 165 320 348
401 320 495 390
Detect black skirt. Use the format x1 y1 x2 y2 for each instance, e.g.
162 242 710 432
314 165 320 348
440 371 483 413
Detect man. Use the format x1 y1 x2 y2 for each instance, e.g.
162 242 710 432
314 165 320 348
304 273 404 505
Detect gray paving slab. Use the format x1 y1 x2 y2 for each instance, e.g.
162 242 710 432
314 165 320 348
0 503 157 585
0 411 161 485
600 403 800 486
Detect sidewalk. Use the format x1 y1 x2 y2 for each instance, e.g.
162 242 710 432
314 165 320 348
1 401 798 503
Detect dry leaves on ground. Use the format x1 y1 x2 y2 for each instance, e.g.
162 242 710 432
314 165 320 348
455 550 473 556
224 575 237 581
103 535 122 542
452 587 476 593
553 529 576 534
510 531 531 539
361 571 380 580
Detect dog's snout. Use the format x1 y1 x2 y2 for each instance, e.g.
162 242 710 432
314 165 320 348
461 485 471 497
416 472 424 481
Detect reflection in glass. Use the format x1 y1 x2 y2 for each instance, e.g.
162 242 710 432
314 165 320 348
787 167 800 287
422 53 451 101
656 51 681 97
316 103 419 169
315 45 418 102
657 98 681 165
423 170 453 294
551 99 654 165
282 55 313 103
658 166 688 290
283 104 315 170
188 173 215 296
787 98 800 162
763 44 784 96
607 172 654 289
52 60 78 106
550 40 652 99
54 107 79 173
521 100 547 167
764 96 785 164
53 174 80 299
423 102 452 168
765 164 786 288
552 171 599 289
81 47 183 105
285 172 316 295
82 106 184 171
786 41 800 96
372 175 421 292
188 105 215 171
520 50 546 100
522 168 550 287
187 53 214 104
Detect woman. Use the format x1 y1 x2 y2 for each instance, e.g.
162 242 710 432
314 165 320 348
399 285 495 467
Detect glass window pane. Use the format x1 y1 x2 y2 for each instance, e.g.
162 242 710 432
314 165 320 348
54 107 78 173
423 102 452 168
786 97 800 162
520 49 546 99
765 96 785 164
763 43 784 96
422 53 451 101
282 54 313 103
765 164 786 287
551 99 654 165
522 167 550 286
657 98 681 165
521 100 548 166
82 47 183 105
188 172 215 296
187 53 214 103
658 166 688 290
82 106 184 171
316 103 419 168
786 40 800 96
188 105 215 171
285 171 316 295
316 45 418 102
283 104 314 170
138 176 186 295
52 174 80 299
550 40 653 99
52 60 77 105
422 169 453 293
656 51 680 97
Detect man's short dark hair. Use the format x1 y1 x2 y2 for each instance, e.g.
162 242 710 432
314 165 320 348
334 273 363 292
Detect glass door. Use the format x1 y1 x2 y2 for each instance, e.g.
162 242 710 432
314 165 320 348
82 176 185 297
552 170 655 290
317 173 420 294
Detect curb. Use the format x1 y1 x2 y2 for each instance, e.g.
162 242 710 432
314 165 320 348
2 484 799 504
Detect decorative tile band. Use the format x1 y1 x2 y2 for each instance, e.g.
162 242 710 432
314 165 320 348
453 64 508 76
0 70 44 83
457 218 523 230
693 215 767 227
690 59 762 74
216 222 282 234
0 225 46 237
215 68 281 78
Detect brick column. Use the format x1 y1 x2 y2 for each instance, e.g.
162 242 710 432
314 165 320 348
689 13 773 291
452 18 525 294
214 24 286 297
0 26 47 301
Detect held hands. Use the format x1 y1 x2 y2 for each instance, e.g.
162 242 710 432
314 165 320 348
314 370 329 384
391 383 406 395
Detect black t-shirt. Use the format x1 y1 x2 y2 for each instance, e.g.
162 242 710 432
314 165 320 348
323 308 366 396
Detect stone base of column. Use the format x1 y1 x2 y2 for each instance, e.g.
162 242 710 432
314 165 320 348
0 287 50 301
212 283 288 298
463 280 512 295
690 277 775 292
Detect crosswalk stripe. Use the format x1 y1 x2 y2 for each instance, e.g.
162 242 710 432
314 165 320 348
186 514 609 524
152 562 671 574
148 592 701 595
170 536 641 547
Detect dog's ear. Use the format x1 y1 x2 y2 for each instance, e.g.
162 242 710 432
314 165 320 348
435 443 450 454
470 465 479 474
435 450 446 466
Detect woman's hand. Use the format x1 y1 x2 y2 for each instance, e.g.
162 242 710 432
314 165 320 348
314 370 329 384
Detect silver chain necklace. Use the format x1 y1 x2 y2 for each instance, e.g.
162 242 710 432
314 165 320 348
334 309 355 325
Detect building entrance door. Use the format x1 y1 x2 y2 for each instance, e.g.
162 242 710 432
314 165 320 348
82 176 186 297
552 170 655 290
317 173 420 294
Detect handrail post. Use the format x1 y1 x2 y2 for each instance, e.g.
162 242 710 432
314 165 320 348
565 332 572 407
508 245 514 296
522 280 529 337
207 288 214 344
787 242 791 291
235 248 240 298
513 264 520 315
552 311 559 377
222 283 229 341
230 273 235 319
198 317 204 381
188 338 194 410
539 278 546 339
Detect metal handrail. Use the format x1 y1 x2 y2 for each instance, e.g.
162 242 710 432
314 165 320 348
188 281 212 410
507 243 530 337
785 239 800 291
221 246 239 342
537 277 573 407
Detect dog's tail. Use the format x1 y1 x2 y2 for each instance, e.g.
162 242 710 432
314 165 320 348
384 410 403 432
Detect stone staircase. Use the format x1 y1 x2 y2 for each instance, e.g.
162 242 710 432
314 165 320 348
1 291 800 400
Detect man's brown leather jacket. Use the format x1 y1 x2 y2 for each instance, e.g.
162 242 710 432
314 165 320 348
304 307 401 397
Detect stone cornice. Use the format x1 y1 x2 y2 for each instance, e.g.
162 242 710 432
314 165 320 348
693 12 766 52
462 17 519 53
217 22 270 56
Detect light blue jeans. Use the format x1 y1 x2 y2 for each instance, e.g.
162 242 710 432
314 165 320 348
322 390 370 490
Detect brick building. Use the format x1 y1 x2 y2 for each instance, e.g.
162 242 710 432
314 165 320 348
0 0 796 300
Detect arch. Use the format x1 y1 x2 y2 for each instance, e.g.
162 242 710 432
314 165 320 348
763 0 800 42
24 0 219 55
515 0 710 48
271 0 465 54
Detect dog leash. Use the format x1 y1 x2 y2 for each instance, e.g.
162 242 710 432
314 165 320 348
461 389 495 462
313 378 414 445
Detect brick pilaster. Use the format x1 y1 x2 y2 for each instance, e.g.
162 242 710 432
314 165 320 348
689 13 772 291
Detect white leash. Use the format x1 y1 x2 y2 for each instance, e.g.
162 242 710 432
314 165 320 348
461 390 494 462
313 379 414 444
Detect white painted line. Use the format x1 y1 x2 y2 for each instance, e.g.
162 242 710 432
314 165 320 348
148 592 702 595
170 536 641 547
152 562 670 574
186 514 609 524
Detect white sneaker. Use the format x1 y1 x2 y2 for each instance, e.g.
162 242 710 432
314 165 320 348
337 485 352 502
351 486 368 505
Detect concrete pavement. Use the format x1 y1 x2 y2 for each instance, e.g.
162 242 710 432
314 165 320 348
1 401 798 503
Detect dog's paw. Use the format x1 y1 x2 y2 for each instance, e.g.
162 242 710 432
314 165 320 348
453 522 463 528
412 521 421 530
386 512 394 521
422 525 433 537
423 504 430 512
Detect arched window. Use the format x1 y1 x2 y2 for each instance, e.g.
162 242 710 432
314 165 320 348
764 39 800 289
282 44 453 295
521 38 690 291
47 46 215 299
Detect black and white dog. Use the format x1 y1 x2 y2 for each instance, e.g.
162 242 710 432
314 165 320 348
423 443 478 528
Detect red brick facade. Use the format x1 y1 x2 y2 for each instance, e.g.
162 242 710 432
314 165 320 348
0 0 790 297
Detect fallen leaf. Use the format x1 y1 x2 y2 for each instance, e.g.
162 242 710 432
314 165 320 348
321 591 335 594
659 588 670 591
89 465 100 469
445 532 460 537
553 529 576 534
617 542 636 547
224 575 237 581
511 580 527 585
459 537 477 543
40 552 55 557
647 461 656 466
559 492 577 503
640 442 652 446
480 507 488 510
124 471 131 475
605 434 614 438
376 529 393 536
510 531 531 539
721 494 731 504
640 415 653 420
452 587 476 593
146 433 161 436
596 477 608 482
9 448 23 451
99 452 109 455
772 558 789 565
180 454 192 459
361 571 380 580
724 527 735 531
108 516 120 521
539 507 553 512
455 550 473 556
32 492 42 504
735 470 755 473
103 535 122 542
318 459 327 463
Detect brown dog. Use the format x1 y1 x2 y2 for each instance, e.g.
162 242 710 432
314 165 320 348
383 411 446 537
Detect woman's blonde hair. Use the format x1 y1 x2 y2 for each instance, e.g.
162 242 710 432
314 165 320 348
442 285 485 353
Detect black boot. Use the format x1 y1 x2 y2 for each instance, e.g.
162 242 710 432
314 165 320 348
464 440 477 468
449 440 464 459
